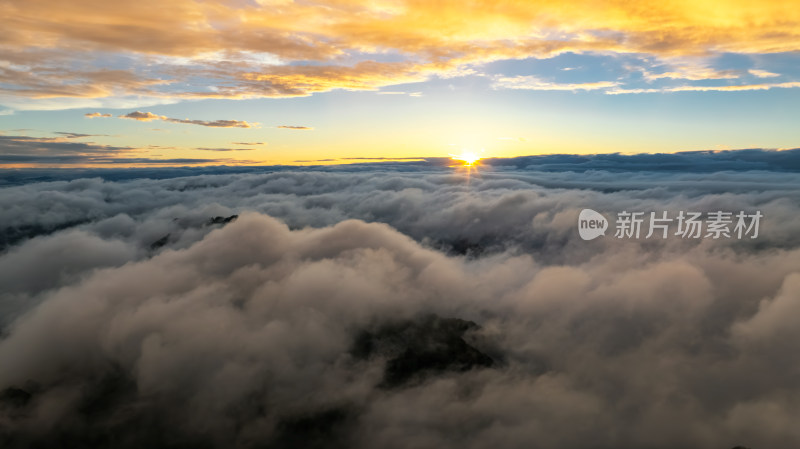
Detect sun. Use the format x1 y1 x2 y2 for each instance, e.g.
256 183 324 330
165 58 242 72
450 151 481 166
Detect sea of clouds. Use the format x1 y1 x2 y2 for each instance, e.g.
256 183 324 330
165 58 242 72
1 150 800 448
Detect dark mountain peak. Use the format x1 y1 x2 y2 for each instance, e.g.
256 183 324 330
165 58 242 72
207 215 238 226
352 314 494 388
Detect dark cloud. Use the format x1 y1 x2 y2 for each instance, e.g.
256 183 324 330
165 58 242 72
53 132 107 139
0 135 135 163
90 157 227 164
0 135 127 154
0 166 275 187
1 149 799 448
0 153 226 166
0 134 248 166
484 148 800 173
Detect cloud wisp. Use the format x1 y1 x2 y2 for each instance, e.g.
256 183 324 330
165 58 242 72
118 111 255 128
276 125 313 130
493 76 619 92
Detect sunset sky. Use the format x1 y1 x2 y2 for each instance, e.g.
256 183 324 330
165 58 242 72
2 0 800 166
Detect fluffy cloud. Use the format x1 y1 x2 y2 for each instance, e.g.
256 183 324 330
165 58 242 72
1 150 800 447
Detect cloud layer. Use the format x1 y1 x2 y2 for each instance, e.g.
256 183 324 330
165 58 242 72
1 152 800 447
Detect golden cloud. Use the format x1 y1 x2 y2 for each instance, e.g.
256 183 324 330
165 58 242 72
1 0 799 106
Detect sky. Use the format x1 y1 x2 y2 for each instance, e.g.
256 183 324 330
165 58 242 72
1 0 800 166
4 3 800 446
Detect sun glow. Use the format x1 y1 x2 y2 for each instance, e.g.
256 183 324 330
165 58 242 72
450 151 482 166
